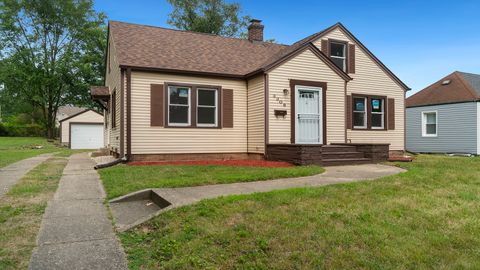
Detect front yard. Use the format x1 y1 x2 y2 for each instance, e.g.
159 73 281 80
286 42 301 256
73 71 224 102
0 137 78 168
119 155 480 269
99 164 325 199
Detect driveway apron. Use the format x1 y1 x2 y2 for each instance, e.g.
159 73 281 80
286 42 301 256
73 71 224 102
0 154 53 198
29 153 128 270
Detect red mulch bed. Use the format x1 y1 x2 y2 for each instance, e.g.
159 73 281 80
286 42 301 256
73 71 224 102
128 160 294 168
388 155 415 162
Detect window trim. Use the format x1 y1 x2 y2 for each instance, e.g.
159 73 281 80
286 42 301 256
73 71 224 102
421 111 438 137
353 97 367 129
196 88 218 127
329 39 348 72
167 85 191 127
351 94 387 131
164 82 222 129
370 98 385 129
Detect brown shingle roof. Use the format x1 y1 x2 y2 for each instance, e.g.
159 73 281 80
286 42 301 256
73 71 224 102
406 71 480 108
109 21 287 77
91 86 109 96
108 20 408 91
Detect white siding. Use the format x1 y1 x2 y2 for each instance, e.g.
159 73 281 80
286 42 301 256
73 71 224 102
314 28 406 150
130 71 248 154
60 110 104 144
247 75 265 153
267 48 346 144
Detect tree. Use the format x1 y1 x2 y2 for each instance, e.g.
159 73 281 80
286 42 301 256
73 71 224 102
0 0 106 138
167 0 250 37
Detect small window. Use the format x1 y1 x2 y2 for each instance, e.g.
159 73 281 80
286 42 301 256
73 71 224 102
422 111 437 137
353 97 367 128
168 86 191 126
330 41 346 71
197 88 217 127
371 98 384 129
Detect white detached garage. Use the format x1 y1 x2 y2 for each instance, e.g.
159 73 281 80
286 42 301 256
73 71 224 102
59 109 105 149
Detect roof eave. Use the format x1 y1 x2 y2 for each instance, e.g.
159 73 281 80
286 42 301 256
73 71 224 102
319 22 410 91
119 65 246 80
247 43 352 82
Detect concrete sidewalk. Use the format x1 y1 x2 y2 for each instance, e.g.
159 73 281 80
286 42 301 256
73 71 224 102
29 153 128 270
0 154 53 198
111 163 406 231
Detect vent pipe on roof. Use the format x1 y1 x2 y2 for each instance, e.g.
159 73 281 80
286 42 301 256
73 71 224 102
442 80 451 85
248 19 264 42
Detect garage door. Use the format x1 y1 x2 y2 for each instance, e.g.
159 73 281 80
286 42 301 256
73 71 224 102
70 123 104 149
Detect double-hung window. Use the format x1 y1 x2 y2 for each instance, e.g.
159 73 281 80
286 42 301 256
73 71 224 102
371 98 384 129
330 41 347 72
422 111 437 137
197 88 218 127
352 95 386 130
353 97 367 128
168 86 191 126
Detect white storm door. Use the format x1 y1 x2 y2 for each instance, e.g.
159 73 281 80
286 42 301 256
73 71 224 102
295 86 323 144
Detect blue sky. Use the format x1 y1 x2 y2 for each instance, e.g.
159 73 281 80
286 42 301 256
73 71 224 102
94 0 480 95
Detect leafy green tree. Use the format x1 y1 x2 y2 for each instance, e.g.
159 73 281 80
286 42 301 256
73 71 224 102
167 0 250 37
0 0 106 138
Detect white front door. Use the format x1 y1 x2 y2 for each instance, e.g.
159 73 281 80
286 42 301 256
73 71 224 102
295 86 323 144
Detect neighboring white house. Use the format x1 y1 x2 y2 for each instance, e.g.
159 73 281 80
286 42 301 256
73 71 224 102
406 71 480 155
59 109 105 149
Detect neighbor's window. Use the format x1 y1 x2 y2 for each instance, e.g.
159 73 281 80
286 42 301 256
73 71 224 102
422 111 437 137
330 41 346 71
197 88 217 127
371 98 384 129
168 86 191 126
353 97 367 128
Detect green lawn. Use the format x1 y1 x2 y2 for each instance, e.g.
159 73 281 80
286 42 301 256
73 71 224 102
0 156 67 270
99 165 325 200
0 137 84 168
119 155 480 269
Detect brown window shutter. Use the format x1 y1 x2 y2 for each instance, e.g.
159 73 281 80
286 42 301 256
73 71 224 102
150 84 164 126
222 89 234 128
388 98 395 130
321 39 329 56
348 44 355 74
346 95 352 129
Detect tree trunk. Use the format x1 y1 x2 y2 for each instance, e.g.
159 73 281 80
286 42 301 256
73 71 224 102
46 105 56 139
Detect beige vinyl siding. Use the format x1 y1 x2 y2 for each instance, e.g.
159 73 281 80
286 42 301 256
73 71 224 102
314 28 405 150
104 34 122 153
60 111 104 143
267 48 346 144
247 75 265 153
130 71 247 154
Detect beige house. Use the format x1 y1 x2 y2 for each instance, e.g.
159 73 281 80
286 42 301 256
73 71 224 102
91 20 409 165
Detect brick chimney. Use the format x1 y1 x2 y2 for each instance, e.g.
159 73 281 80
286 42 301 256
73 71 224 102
248 19 264 42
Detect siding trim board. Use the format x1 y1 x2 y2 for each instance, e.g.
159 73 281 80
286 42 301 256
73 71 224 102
126 68 132 159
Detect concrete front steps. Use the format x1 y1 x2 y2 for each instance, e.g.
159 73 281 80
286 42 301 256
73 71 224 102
321 145 372 166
